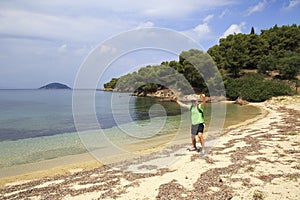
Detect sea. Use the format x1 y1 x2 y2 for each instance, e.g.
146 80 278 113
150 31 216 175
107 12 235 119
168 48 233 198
0 90 260 170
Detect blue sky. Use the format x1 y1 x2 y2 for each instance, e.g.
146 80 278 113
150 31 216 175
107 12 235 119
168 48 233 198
0 0 299 89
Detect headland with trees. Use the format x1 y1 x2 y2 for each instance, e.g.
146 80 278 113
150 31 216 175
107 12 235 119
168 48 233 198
104 24 300 102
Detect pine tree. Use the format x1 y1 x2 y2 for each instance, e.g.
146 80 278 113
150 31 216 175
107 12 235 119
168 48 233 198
250 27 255 34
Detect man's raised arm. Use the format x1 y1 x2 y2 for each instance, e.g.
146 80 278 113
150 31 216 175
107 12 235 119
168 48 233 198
201 94 206 108
173 96 190 109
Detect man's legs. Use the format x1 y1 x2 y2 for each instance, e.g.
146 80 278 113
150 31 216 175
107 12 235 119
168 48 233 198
197 132 205 152
191 134 197 150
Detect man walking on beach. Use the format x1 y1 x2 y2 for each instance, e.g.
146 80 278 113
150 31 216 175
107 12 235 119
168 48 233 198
173 94 206 155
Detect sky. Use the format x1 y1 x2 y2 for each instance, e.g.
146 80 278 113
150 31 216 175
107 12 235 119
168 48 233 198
0 0 299 89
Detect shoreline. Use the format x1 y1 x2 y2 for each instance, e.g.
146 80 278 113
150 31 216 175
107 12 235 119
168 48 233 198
1 96 299 199
222 102 269 133
0 102 262 188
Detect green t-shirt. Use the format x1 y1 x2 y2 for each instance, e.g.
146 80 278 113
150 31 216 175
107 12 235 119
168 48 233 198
189 104 204 125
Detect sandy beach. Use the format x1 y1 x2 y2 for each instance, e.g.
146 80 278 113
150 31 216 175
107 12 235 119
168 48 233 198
0 96 299 200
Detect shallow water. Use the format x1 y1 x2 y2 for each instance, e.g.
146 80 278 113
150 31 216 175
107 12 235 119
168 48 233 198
0 90 261 169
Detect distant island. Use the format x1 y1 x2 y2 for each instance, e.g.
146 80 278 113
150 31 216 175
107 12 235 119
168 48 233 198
39 82 71 89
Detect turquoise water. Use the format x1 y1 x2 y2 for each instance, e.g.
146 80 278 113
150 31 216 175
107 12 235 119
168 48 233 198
0 90 260 168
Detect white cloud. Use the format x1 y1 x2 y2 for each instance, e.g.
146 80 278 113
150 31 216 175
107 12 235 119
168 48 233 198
219 9 230 18
283 0 300 9
221 22 246 38
182 23 212 41
0 0 240 53
0 38 80 88
0 0 239 45
203 14 214 23
246 0 268 16
0 0 237 19
180 14 216 42
0 0 243 88
194 23 211 36
58 44 67 53
118 0 237 19
0 8 131 44
137 21 155 28
99 45 117 54
74 45 93 57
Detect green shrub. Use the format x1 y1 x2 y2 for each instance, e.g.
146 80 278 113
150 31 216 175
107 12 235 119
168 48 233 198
225 74 293 102
103 78 119 89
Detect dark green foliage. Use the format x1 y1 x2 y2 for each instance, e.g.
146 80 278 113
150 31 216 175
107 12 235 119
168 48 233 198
245 34 269 69
178 49 220 91
261 24 300 58
104 24 298 102
250 27 255 35
278 51 300 80
225 73 293 102
104 49 224 95
257 55 276 74
107 64 194 94
209 34 247 77
103 78 119 89
208 24 300 79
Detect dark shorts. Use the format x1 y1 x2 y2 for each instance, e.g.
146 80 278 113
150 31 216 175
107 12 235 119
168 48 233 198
191 123 204 135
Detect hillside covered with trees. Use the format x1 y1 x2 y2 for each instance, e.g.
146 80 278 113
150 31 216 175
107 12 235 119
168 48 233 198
104 24 299 102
